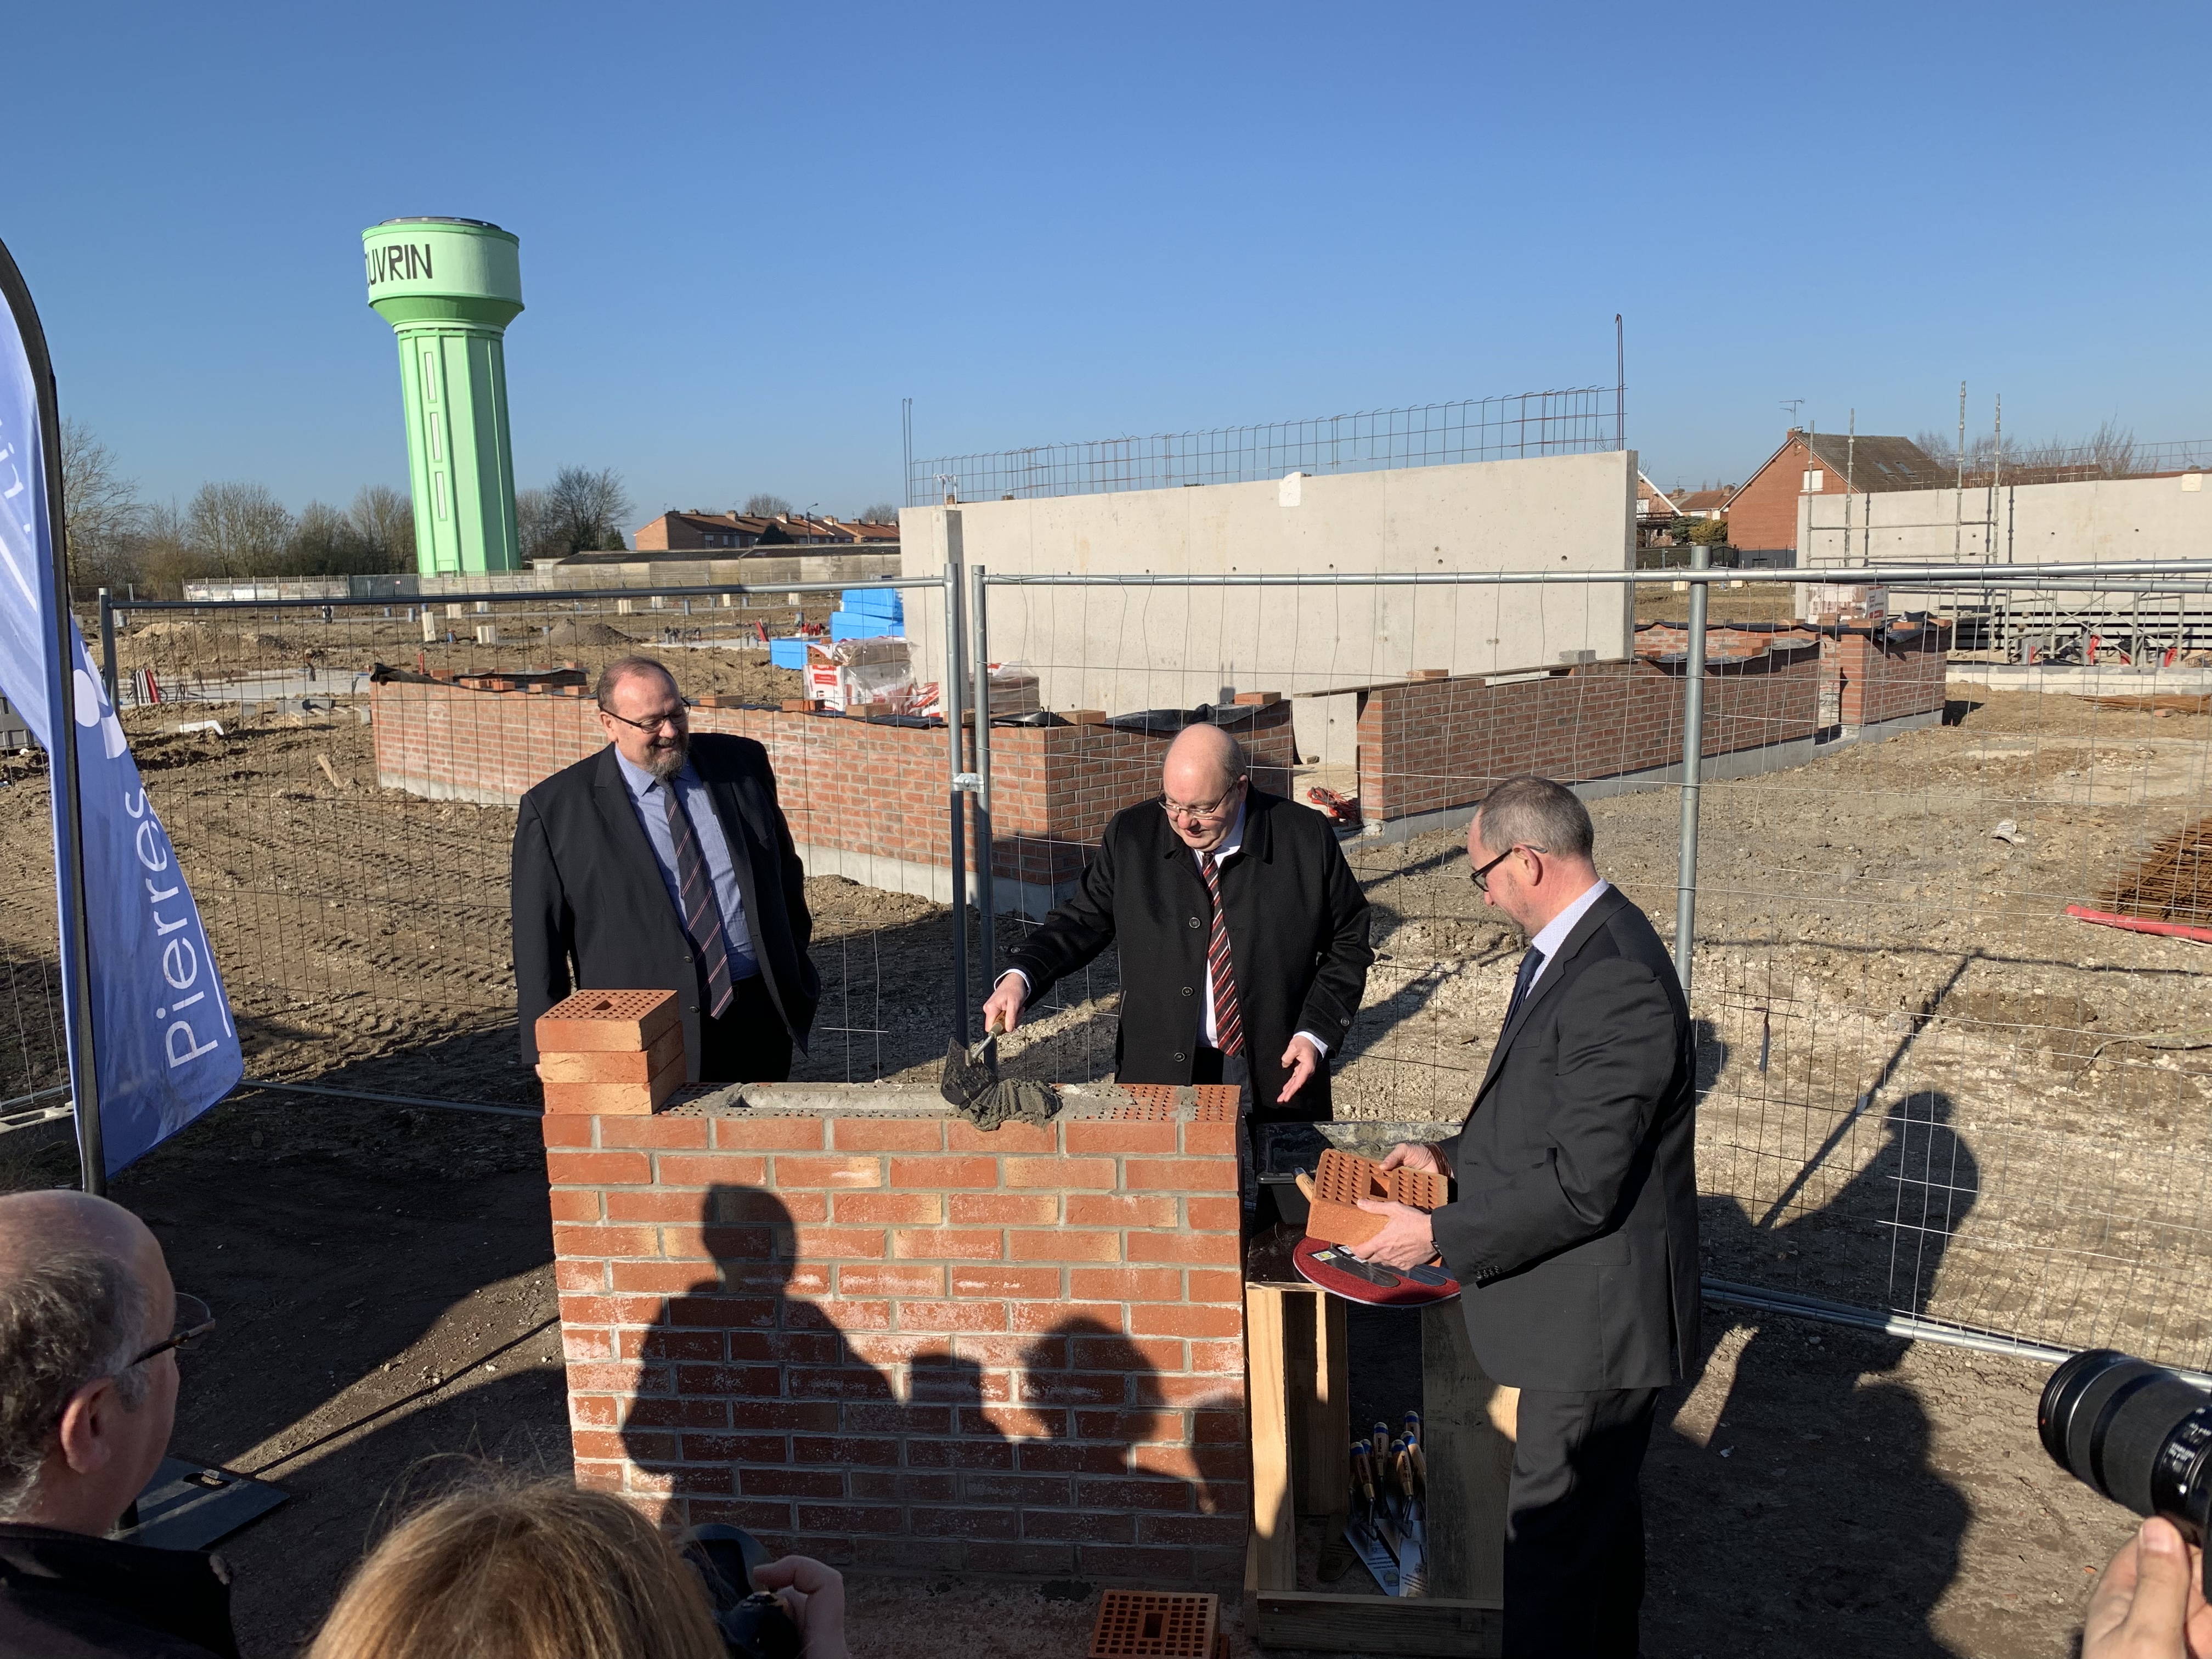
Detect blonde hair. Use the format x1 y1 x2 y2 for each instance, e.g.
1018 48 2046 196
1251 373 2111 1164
306 1477 724 1659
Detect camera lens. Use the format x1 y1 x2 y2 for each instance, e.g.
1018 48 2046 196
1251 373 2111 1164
2040 1348 2212 1539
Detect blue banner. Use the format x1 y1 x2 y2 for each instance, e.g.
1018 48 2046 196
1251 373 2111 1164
0 266 241 1175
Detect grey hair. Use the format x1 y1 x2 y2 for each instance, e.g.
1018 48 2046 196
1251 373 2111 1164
1475 775 1595 861
593 656 678 709
0 1250 150 1517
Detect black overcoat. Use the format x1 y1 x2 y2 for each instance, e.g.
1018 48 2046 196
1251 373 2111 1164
1001 788 1372 1121
1430 885 1701 1392
510 735 817 1076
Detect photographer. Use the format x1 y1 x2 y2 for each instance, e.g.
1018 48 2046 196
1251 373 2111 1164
2084 1520 2212 1659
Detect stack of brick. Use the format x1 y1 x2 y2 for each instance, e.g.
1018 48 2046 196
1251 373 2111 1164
536 990 687 1115
546 1084 1250 1587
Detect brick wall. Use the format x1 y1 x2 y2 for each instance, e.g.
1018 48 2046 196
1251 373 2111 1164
1355 650 1821 825
1726 433 1821 554
1833 620 1953 727
369 679 1292 888
546 1088 1250 1586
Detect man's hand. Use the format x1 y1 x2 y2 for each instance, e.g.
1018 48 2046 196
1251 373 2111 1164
1381 1141 1450 1177
751 1555 851 1659
979 972 1026 1036
1277 1035 1323 1103
1350 1199 1436 1271
2084 1519 2212 1659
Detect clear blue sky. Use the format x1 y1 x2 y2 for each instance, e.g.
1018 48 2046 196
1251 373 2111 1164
9 1 2207 528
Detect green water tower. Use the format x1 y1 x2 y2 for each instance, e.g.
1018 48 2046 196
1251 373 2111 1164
363 217 523 576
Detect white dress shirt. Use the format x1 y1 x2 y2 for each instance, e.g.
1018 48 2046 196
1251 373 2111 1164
1522 878 1611 995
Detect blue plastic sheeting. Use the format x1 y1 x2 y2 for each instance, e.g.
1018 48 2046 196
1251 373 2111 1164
830 614 904 642
840 588 904 622
768 637 816 669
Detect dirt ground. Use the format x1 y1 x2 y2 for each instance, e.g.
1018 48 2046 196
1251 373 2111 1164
0 611 2203 1654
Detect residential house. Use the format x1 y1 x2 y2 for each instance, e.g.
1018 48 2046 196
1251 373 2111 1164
1725 430 1950 564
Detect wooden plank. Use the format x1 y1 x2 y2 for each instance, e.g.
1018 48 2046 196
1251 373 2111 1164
1242 1285 1296 1595
1420 1302 1517 1604
1254 1591 1502 1656
1305 1292 1350 1515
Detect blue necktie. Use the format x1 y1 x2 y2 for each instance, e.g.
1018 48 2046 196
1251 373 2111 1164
1505 947 1547 1028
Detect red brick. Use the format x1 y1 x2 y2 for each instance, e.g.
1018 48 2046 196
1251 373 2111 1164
1012 1300 1121 1333
791 1227 890 1260
795 1435 901 1468
710 1118 826 1150
832 1119 945 1152
682 1433 789 1464
1003 1157 1117 1190
546 1150 652 1186
602 1189 714 1222
949 1265 1063 1299
1186 1269 1244 1305
541 1115 595 1147
1130 1302 1243 1338
1016 1440 1128 1475
832 1192 944 1224
946 1121 1058 1153
549 1190 602 1222
552 1223 662 1260
1124 1232 1241 1265
774 1155 884 1189
1122 1158 1238 1193
887 1156 999 1189
1182 1123 1237 1156
655 1154 770 1187
1075 1410 1189 1444
1067 1194 1176 1228
726 1402 842 1431
554 1259 607 1293
597 1116 712 1148
1183 1198 1240 1232
608 1261 713 1294
1070 1267 1183 1302
1184 1340 1245 1375
1008 1228 1121 1263
906 1434 1018 1467
1021 1509 1135 1543
740 1468 847 1499
891 1228 1005 1260
947 1193 1059 1225
896 1300 1008 1333
910 1506 1019 1540
1065 1120 1178 1155
837 1265 946 1297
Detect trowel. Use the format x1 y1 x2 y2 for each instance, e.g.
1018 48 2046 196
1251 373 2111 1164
939 1014 1004 1108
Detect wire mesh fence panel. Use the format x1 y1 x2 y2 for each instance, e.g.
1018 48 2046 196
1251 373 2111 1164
911 389 1620 506
98 579 960 1105
970 565 2212 1366
0 714 71 1159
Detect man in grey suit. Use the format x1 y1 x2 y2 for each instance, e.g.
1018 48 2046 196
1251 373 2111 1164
1354 776 1699 1658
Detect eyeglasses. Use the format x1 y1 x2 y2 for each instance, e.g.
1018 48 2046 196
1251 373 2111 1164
127 1293 215 1370
599 701 692 735
1470 844 1544 893
1157 783 1243 822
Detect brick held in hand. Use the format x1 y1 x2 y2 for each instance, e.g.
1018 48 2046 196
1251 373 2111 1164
534 989 680 1053
1302 1148 1446 1249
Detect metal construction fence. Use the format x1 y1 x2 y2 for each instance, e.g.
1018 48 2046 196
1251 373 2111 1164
3 561 2211 1374
907 388 1622 506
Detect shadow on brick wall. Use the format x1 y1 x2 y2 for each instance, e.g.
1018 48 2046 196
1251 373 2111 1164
616 1184 1235 1577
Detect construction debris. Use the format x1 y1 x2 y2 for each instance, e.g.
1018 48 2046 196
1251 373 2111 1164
2090 816 2212 927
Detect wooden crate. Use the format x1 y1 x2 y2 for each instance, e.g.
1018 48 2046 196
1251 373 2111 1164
1243 1242 1515 1655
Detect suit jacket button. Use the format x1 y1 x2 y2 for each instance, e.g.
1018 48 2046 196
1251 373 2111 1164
1188 917 1201 928
1181 986 1193 996
1172 1052 1186 1063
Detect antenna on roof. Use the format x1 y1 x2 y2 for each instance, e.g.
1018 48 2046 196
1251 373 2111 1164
1781 399 1805 426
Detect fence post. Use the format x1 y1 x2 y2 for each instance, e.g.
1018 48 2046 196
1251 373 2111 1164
1672 544 1710 992
969 563 995 995
943 557 969 1045
97 589 117 708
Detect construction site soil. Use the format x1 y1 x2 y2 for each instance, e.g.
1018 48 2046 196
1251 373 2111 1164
0 635 2202 1655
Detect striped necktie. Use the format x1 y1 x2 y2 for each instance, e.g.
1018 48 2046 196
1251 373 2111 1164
1200 852 1244 1057
662 781 735 1018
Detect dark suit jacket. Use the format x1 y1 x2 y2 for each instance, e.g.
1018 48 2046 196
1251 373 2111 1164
1431 885 1700 1392
1001 788 1372 1121
511 735 818 1077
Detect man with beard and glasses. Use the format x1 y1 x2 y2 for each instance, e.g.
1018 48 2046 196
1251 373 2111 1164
512 656 817 1084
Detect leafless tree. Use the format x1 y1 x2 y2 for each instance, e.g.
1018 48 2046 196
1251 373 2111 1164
187 481 293 575
545 466 633 552
131 501 204 597
348 483 415 569
742 493 793 518
856 502 900 525
59 420 144 591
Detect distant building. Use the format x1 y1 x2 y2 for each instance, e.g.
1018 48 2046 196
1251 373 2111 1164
634 511 901 552
1635 473 1736 550
1724 430 1950 564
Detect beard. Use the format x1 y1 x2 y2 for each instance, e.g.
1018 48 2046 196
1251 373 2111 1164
641 729 689 780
